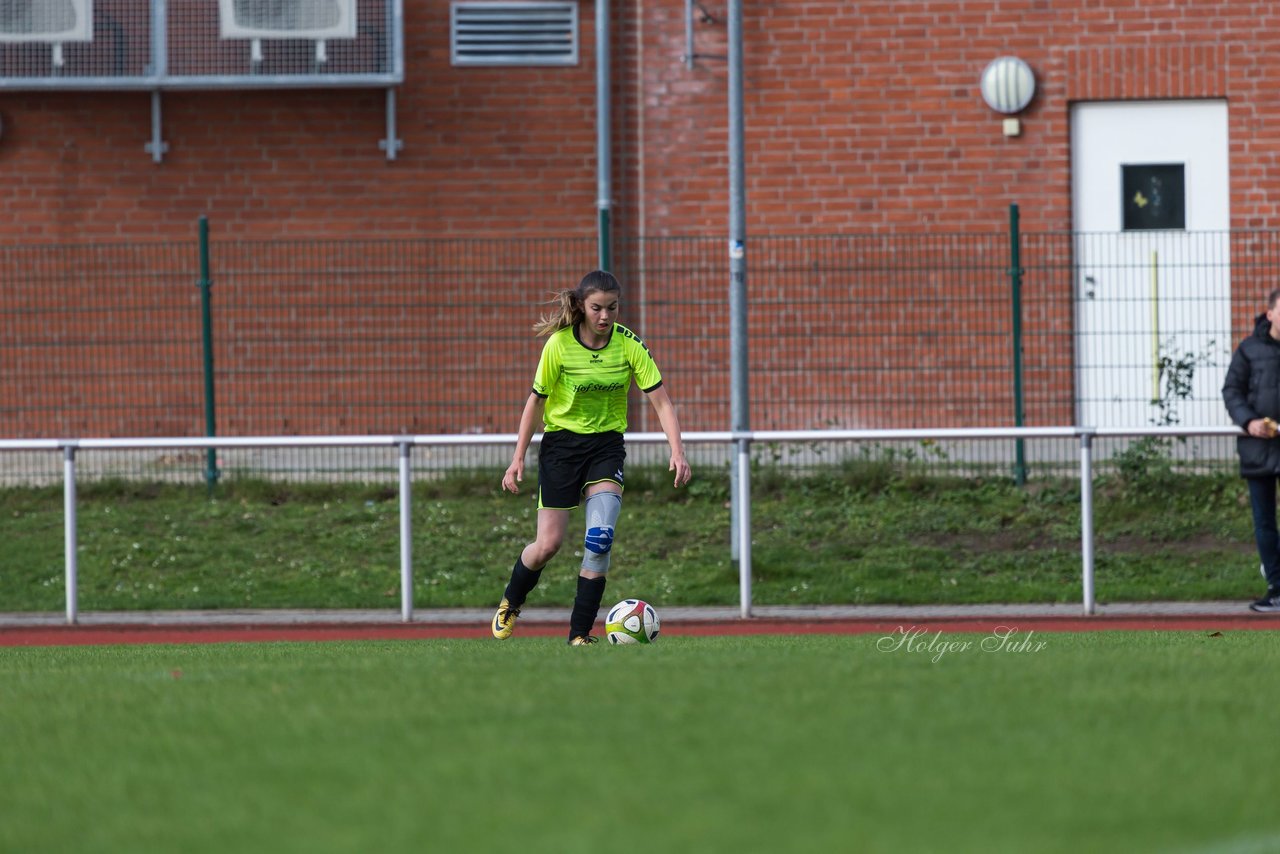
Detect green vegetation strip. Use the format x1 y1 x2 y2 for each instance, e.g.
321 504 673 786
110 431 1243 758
0 468 1261 611
0 633 1272 853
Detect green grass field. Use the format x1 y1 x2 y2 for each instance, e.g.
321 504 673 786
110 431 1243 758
2 631 1275 853
0 468 1263 612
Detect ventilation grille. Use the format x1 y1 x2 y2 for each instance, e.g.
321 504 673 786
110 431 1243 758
218 0 357 41
0 0 92 43
451 2 577 67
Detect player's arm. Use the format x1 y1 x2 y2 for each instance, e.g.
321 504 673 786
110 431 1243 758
1223 347 1272 437
645 385 691 488
503 393 546 493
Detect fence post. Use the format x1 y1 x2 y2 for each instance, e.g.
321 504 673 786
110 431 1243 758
1079 429 1096 616
398 440 414 623
728 0 749 565
1009 204 1027 485
736 436 753 619
197 216 220 493
63 444 78 625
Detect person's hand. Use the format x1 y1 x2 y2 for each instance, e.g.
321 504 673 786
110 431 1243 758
669 452 692 488
502 457 524 493
1248 418 1279 439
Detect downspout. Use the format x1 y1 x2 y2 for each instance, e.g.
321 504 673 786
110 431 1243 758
635 0 648 430
596 0 612 272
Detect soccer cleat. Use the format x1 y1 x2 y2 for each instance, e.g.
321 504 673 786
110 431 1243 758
492 598 520 639
567 635 599 646
1249 589 1280 613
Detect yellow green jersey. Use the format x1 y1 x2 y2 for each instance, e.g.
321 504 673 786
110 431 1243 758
531 322 663 433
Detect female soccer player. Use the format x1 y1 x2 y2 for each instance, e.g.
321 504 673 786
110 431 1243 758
493 270 692 645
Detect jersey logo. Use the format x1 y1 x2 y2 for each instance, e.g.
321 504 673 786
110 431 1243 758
570 381 626 392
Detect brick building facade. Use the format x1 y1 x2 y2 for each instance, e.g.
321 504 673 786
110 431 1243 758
0 2 1271 437
1 2 1272 241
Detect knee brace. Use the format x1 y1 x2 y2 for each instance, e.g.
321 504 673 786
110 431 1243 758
581 491 622 574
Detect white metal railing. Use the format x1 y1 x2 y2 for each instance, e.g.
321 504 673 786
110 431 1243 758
0 426 1246 624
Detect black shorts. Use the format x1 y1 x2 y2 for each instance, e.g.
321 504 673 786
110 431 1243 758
537 430 626 510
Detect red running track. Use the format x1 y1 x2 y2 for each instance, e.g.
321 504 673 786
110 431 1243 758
2 615 1279 647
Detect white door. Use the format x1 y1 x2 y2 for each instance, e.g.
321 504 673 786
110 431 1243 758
1071 100 1231 428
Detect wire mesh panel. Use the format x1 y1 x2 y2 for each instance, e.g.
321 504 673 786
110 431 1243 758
617 233 1016 433
1071 230 1232 429
168 0 396 83
0 241 202 439
0 0 152 80
210 237 597 437
614 235 725 435
0 0 400 87
1019 232 1078 428
761 233 1014 430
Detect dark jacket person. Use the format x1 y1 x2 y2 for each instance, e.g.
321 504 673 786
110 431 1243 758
1223 289 1280 612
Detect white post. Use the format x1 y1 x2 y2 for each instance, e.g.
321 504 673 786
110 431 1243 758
398 441 413 623
1080 431 1095 616
63 445 78 625
737 438 752 618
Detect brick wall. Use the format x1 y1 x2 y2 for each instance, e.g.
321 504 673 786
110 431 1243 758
5 0 1276 242
631 0 1263 236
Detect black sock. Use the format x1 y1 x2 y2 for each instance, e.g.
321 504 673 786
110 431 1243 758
569 575 607 639
502 557 542 608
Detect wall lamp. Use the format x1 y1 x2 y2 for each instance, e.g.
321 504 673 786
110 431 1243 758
980 56 1036 137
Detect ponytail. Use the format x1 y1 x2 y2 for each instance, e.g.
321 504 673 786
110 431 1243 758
533 270 621 337
533 289 579 337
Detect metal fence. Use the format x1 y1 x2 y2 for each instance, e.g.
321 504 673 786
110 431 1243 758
1 424 1242 624
0 221 1265 483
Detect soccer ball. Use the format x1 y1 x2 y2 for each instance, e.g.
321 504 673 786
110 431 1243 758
605 599 660 644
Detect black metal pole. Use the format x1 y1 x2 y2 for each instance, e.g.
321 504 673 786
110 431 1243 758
198 216 220 493
1010 204 1027 485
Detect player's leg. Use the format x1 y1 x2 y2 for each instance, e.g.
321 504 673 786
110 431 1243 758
495 431 583 639
568 480 622 644
493 509 569 638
